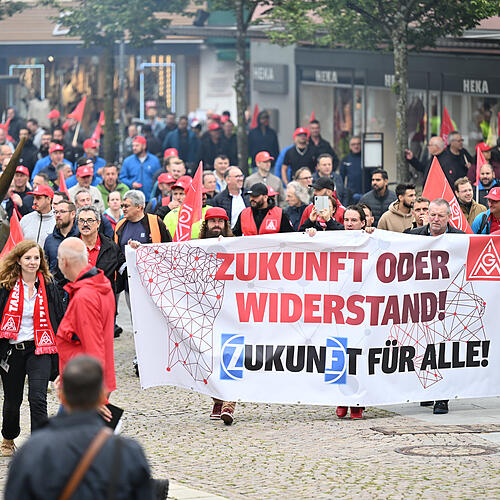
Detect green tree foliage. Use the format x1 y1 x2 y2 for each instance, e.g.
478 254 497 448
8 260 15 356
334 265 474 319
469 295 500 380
40 0 188 161
269 0 499 181
0 1 25 20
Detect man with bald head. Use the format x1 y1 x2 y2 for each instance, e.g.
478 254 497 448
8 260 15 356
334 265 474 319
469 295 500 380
56 238 117 402
405 135 467 188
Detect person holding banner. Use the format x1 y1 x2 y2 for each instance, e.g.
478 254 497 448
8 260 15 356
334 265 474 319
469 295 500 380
232 182 294 236
0 241 65 456
199 207 236 424
407 198 465 414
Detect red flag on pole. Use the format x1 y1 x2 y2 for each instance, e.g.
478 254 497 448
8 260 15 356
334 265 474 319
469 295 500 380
67 96 87 122
422 157 473 234
250 104 259 129
58 169 70 198
440 106 454 146
173 162 203 242
91 111 105 141
309 110 316 123
475 146 487 187
0 211 24 259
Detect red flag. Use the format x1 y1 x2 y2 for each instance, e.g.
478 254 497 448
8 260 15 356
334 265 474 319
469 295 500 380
67 96 87 122
91 111 105 141
309 110 316 123
422 157 473 234
440 106 454 146
58 169 70 198
250 104 259 129
173 162 203 242
475 146 487 187
0 211 24 259
61 119 70 132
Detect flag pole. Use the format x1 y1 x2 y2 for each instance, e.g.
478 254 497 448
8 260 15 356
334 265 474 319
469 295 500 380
72 122 81 148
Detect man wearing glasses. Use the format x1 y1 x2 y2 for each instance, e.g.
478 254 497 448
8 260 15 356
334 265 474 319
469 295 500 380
212 167 250 228
44 200 79 272
114 190 171 255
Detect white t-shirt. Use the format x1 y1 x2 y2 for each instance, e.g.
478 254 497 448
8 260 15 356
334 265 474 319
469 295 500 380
231 192 246 228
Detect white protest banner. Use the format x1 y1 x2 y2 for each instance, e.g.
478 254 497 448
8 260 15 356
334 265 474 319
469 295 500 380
126 231 499 406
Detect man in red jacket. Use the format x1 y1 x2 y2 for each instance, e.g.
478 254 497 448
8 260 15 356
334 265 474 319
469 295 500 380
56 237 116 419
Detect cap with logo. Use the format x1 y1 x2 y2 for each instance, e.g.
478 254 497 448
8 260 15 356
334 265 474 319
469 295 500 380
255 151 274 163
311 177 335 191
133 135 147 145
245 182 268 196
293 127 310 140
49 144 64 154
205 207 228 221
208 122 221 131
163 148 179 159
485 186 500 201
267 186 279 197
28 185 54 199
158 173 175 184
76 165 94 178
15 165 30 177
83 138 99 149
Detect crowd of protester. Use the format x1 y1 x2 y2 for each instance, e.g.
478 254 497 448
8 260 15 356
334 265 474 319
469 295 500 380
0 103 499 486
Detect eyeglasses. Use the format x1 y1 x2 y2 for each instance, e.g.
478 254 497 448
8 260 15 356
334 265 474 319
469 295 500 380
77 218 97 226
54 210 71 215
121 203 132 209
299 175 312 180
229 174 244 179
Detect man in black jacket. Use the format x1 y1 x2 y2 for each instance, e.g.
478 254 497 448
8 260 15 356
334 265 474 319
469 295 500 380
359 169 397 226
212 167 250 228
407 198 465 415
5 355 155 499
248 111 279 169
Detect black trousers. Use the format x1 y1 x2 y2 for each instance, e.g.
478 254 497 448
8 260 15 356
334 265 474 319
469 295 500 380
1 342 51 440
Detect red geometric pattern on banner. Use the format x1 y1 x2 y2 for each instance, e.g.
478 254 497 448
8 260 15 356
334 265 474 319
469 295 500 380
389 266 486 388
135 244 225 383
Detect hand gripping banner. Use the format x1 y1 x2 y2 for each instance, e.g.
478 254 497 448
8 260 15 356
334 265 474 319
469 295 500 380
126 231 499 406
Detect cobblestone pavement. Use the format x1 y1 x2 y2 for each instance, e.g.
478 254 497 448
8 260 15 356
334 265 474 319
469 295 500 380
1 298 499 499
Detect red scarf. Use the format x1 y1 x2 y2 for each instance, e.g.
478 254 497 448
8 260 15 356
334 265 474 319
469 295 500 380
0 273 57 355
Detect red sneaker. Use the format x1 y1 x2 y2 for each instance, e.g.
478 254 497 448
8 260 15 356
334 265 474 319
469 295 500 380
210 402 222 420
350 407 363 419
336 406 348 418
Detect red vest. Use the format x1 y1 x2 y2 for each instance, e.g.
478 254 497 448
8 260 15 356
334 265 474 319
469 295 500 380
241 206 282 235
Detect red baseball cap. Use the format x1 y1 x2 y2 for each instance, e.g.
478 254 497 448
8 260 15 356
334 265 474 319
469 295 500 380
76 165 94 177
485 187 500 201
163 148 179 158
205 207 228 221
47 109 60 119
15 165 30 177
255 151 274 163
293 127 310 139
267 186 279 197
158 173 175 184
172 175 192 191
133 135 147 145
49 144 64 154
83 138 99 149
208 122 221 131
28 185 54 199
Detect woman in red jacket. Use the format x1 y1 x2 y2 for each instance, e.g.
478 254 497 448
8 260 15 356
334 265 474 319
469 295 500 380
0 240 65 456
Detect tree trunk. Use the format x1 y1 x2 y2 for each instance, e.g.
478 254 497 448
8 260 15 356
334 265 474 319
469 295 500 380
234 0 249 175
392 26 409 182
102 42 116 163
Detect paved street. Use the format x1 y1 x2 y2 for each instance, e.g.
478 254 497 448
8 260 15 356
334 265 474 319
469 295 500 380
1 296 499 499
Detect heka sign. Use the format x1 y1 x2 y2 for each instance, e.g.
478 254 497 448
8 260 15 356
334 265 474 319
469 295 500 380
466 236 500 280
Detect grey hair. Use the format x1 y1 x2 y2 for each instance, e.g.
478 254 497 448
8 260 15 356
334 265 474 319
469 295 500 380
76 204 101 222
75 188 91 200
429 198 451 215
124 189 146 208
287 181 310 205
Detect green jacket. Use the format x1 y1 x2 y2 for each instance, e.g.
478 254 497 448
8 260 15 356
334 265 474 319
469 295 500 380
96 182 130 209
